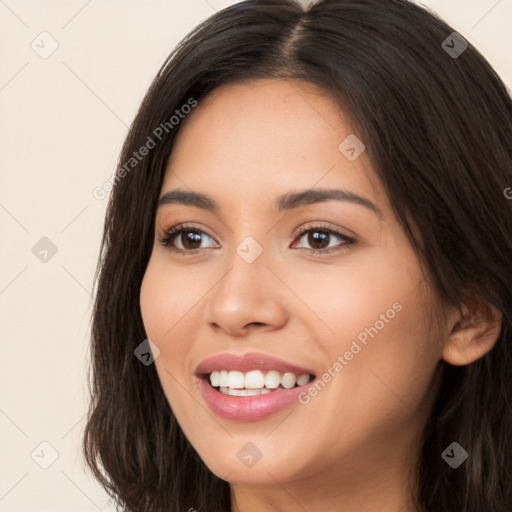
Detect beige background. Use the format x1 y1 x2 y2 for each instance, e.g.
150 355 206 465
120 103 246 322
0 0 510 510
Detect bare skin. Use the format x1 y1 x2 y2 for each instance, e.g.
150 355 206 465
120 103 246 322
139 78 502 512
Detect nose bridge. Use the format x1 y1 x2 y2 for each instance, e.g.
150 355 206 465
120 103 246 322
205 232 288 334
214 233 271 308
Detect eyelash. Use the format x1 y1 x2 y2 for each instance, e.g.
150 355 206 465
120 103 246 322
158 222 356 256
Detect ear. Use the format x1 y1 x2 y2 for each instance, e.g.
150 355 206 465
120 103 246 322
442 293 503 366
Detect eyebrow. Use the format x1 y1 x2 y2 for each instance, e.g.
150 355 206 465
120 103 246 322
158 188 383 218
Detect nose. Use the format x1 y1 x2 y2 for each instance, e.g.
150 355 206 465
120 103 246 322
205 248 289 337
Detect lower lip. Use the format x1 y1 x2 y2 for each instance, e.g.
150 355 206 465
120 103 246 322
198 376 316 421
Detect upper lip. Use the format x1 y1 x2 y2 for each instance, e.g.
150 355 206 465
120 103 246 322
195 352 316 377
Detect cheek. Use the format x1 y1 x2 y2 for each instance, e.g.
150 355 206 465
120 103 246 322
140 255 203 342
140 269 166 339
139 258 199 417
288 254 417 352
139 258 194 396
324 283 439 436
139 254 212 387
292 247 441 419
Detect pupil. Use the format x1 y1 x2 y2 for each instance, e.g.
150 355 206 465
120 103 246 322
308 231 329 249
182 231 202 250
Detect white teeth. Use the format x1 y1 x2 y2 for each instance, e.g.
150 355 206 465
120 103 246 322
296 373 310 386
265 370 281 389
245 370 265 389
208 370 313 392
219 370 229 387
210 370 220 387
227 371 245 389
281 372 297 389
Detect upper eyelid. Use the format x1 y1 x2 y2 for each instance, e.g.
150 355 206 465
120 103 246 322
158 218 355 236
294 223 354 238
160 223 349 239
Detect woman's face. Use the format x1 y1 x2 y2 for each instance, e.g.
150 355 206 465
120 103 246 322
140 78 447 489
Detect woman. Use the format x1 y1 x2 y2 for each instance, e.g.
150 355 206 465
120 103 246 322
82 0 512 511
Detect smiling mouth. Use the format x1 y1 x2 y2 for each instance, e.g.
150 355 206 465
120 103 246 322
202 370 316 396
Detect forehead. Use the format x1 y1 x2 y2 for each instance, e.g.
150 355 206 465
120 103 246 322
161 78 385 211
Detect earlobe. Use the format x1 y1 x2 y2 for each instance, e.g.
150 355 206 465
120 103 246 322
441 295 503 366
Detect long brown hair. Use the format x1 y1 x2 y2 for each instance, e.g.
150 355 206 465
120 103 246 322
83 1 512 510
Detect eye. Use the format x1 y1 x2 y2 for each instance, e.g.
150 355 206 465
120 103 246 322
291 224 355 254
158 223 218 253
158 222 355 256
